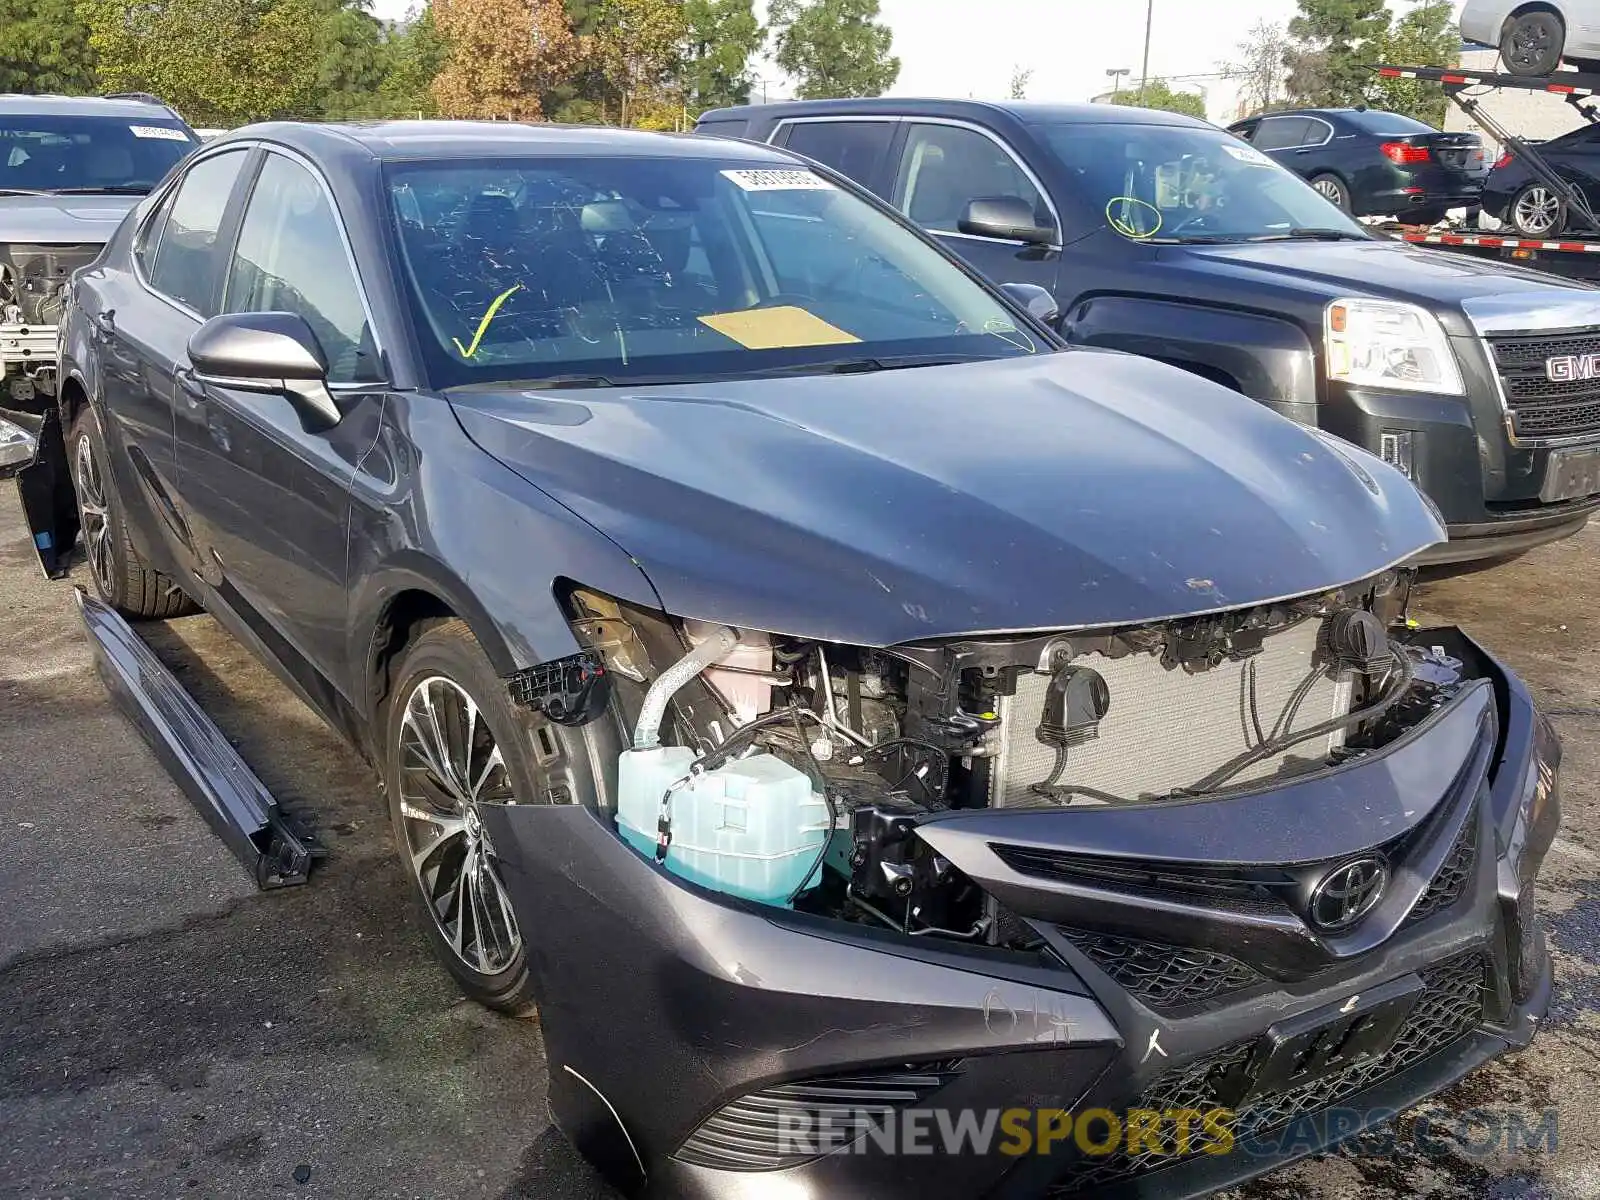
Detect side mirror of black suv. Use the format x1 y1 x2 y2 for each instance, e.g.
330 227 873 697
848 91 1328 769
959 196 1055 245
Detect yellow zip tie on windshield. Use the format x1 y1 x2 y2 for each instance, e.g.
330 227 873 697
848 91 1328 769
1106 196 1162 240
453 283 524 359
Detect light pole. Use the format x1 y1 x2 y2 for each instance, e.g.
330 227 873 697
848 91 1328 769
1139 0 1154 105
1106 67 1129 100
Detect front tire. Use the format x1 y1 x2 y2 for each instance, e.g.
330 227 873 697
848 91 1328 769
1502 10 1566 76
1310 173 1352 213
70 408 197 620
1509 181 1567 237
383 619 596 1014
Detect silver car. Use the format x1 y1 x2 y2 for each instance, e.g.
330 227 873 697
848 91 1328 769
1461 0 1600 76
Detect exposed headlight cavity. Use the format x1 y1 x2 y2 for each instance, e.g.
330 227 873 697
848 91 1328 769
1326 298 1464 395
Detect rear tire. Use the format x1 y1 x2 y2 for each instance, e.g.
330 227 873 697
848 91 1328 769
69 407 198 620
1509 181 1567 237
1501 10 1566 77
382 619 599 1015
1310 173 1352 213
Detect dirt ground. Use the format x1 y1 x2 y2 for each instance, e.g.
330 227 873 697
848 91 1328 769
1 488 1597 1200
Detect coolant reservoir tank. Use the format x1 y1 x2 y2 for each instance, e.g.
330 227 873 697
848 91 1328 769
616 747 829 906
684 619 773 724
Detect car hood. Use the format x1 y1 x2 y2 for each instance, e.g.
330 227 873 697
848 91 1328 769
0 194 139 243
1160 236 1595 335
448 351 1444 647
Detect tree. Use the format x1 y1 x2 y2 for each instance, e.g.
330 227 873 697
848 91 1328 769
1112 78 1206 119
682 0 765 114
588 0 688 123
430 0 581 120
1367 0 1457 124
311 0 390 119
0 0 96 95
378 5 449 117
769 0 899 100
1009 65 1032 101
1221 19 1291 117
1283 0 1389 108
80 0 325 125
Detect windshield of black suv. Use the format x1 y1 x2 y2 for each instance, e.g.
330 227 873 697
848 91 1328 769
0 114 197 195
386 155 1041 389
1032 121 1369 244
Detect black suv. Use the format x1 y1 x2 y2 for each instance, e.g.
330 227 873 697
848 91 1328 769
696 98 1600 564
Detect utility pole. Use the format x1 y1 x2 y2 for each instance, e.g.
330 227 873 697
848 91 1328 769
1139 0 1154 105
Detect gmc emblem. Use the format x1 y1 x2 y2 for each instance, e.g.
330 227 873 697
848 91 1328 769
1546 353 1600 382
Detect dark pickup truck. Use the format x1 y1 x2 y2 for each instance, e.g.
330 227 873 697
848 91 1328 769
695 98 1600 564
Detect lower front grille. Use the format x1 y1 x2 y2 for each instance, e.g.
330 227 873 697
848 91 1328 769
672 1063 961 1171
1047 953 1486 1193
1057 927 1263 1011
1486 330 1600 442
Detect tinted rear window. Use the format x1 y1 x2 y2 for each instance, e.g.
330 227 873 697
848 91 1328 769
1346 110 1436 136
782 120 896 188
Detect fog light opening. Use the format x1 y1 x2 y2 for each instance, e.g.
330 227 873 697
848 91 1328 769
1380 430 1414 479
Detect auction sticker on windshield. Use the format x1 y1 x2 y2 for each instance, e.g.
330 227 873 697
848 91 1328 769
722 168 835 191
129 125 192 141
1222 144 1272 166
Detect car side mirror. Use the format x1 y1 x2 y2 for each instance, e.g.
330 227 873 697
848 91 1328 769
187 312 340 430
959 196 1056 245
0 410 39 480
1000 282 1061 326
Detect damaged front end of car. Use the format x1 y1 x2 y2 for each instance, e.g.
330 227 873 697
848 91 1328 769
479 562 1561 1200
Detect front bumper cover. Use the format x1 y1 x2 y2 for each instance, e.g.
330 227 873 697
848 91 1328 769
480 628 1558 1199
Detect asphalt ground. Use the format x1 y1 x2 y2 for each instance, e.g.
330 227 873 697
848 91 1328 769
1 487 1597 1200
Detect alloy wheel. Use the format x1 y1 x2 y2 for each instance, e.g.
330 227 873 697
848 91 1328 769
397 674 522 975
1514 186 1561 236
1313 178 1342 203
1510 24 1553 72
73 434 114 595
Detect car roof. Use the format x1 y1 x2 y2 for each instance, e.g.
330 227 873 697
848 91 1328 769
699 97 1213 130
0 93 184 121
212 120 807 164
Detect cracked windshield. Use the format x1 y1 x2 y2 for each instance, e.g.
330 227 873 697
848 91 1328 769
1035 122 1368 244
387 155 1039 388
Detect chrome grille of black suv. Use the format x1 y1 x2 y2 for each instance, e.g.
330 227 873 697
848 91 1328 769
1047 953 1486 1193
1056 928 1263 1011
1486 331 1600 441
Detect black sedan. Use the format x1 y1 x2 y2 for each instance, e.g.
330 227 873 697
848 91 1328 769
1480 123 1600 236
16 120 1560 1198
1228 108 1487 223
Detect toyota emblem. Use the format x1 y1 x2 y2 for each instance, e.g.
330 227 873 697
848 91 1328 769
1309 858 1388 931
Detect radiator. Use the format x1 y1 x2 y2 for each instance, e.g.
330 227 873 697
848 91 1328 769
989 618 1352 806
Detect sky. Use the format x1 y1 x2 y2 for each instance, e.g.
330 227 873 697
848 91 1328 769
366 0 1470 117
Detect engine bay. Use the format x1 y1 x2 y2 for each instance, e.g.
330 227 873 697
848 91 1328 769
1 242 97 403
550 571 1477 950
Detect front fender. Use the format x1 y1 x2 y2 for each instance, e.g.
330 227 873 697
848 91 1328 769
1064 294 1319 426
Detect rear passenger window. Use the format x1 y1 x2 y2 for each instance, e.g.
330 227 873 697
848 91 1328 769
147 149 248 316
780 121 896 190
224 153 379 384
893 123 1053 238
1251 117 1311 151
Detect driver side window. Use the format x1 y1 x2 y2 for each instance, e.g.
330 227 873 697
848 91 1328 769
893 123 1052 239
223 153 380 384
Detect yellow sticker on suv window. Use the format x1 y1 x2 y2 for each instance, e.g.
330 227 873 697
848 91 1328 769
698 305 860 349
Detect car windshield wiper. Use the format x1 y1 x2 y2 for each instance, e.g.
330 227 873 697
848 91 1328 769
48 185 151 195
0 187 49 196
507 373 618 390
1246 228 1369 242
742 353 998 378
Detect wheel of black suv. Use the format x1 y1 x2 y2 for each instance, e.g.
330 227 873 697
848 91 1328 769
383 619 597 1014
69 407 198 620
1310 173 1351 213
1501 10 1566 76
1509 182 1567 237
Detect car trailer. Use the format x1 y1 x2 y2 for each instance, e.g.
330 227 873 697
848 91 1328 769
1374 63 1600 280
